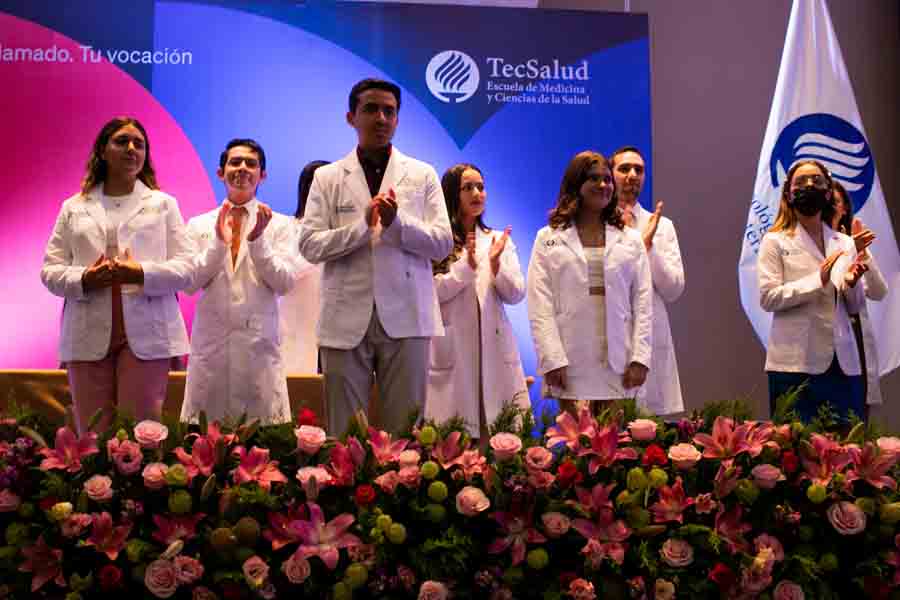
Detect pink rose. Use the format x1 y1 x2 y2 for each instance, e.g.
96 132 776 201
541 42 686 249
144 559 178 599
541 512 571 538
84 474 114 502
528 470 555 490
281 554 311 584
774 580 805 600
568 578 596 600
660 538 694 567
374 470 400 494
877 437 900 456
754 534 785 562
294 425 326 455
109 439 144 476
295 466 333 487
142 463 169 490
242 555 270 588
398 466 421 489
694 493 717 514
827 501 867 535
456 486 490 516
667 443 701 470
418 580 449 600
628 419 658 442
134 420 169 449
751 464 785 490
489 433 522 461
0 489 21 512
61 513 93 537
525 446 554 471
173 555 204 585
192 586 219 600
399 449 421 468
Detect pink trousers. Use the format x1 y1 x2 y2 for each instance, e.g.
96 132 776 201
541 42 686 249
67 284 170 433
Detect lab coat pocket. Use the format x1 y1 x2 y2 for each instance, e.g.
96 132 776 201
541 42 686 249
430 324 455 370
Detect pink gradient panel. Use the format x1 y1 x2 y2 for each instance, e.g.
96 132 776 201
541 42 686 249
0 13 214 367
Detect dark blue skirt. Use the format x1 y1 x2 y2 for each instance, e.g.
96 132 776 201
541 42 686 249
767 355 865 423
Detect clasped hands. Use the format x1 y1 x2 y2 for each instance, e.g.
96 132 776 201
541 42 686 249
365 189 398 229
545 361 648 392
463 226 512 275
214 202 272 243
82 248 143 292
820 218 876 288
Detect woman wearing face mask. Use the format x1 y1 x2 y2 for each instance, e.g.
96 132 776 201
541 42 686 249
425 164 529 440
40 116 193 433
758 160 871 422
821 181 886 408
527 151 652 416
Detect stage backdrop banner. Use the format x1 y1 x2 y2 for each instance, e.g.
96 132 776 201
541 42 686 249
0 0 651 414
738 0 900 376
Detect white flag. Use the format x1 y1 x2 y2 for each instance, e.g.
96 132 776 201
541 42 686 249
738 0 900 376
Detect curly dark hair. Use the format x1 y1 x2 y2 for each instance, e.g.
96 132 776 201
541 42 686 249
548 150 623 230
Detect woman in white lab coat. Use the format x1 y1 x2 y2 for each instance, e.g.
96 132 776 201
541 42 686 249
280 160 329 374
527 151 653 415
425 163 529 439
758 160 871 422
821 181 886 408
41 116 193 433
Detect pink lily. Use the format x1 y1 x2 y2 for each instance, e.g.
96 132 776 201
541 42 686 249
453 449 488 481
799 434 852 487
649 477 694 523
174 438 216 480
328 438 365 487
18 535 65 592
577 424 639 475
545 408 596 450
431 431 468 469
572 512 631 566
231 446 288 491
368 427 409 466
152 513 207 545
84 512 132 560
263 504 309 551
743 421 777 458
715 504 752 554
692 417 751 465
845 441 900 490
569 482 617 522
294 502 361 570
488 510 547 566
713 464 742 499
39 427 99 473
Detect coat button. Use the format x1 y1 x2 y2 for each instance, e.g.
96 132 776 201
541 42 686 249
406 271 410 278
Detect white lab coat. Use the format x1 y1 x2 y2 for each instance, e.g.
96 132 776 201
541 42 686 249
182 199 299 424
41 181 192 362
297 148 453 349
527 224 653 397
758 224 865 375
859 251 889 404
631 204 685 415
279 219 322 374
426 229 529 436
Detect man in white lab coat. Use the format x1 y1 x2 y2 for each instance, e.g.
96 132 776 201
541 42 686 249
611 146 685 416
298 78 453 435
182 139 299 424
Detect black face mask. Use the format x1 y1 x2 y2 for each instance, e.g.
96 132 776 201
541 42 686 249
792 187 828 217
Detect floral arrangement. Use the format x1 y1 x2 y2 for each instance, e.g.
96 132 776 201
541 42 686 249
0 399 899 600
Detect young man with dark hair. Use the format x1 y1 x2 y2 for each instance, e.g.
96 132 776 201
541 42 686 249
298 78 453 434
610 146 686 416
182 139 300 424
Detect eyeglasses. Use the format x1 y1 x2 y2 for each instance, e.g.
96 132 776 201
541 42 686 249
792 174 828 188
227 157 260 169
460 182 485 193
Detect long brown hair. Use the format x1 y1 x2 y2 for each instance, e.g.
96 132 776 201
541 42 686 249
548 150 623 230
81 116 159 195
433 163 491 275
821 180 854 234
769 159 832 234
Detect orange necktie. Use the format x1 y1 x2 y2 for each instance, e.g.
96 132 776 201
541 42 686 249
229 205 247 266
